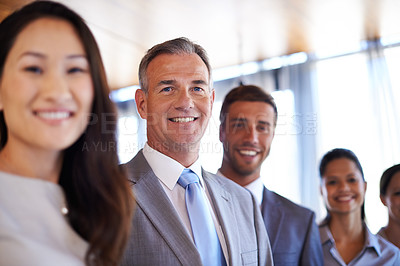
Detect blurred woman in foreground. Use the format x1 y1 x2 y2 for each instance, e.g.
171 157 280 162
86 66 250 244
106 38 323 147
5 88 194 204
0 1 134 265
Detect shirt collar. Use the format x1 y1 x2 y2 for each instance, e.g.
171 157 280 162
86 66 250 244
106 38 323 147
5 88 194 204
364 225 382 256
319 220 382 256
318 220 333 246
244 177 264 206
143 143 204 190
216 170 264 206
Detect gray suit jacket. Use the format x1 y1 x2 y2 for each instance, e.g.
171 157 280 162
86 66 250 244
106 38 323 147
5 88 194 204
261 187 323 266
121 150 273 266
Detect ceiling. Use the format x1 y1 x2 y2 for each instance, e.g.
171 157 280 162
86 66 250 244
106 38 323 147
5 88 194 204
1 0 400 90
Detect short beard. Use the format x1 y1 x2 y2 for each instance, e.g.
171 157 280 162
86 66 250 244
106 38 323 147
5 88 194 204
226 147 271 177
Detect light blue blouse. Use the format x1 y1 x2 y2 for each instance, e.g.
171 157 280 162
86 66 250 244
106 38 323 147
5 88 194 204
319 221 400 266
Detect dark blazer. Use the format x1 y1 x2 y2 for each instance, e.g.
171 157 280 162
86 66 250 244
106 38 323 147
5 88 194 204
121 150 273 266
261 187 323 266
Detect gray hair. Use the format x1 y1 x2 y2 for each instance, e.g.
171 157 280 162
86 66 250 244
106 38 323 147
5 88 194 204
138 37 212 93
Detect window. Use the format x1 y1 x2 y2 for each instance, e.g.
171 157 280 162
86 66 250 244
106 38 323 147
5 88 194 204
111 42 400 233
314 49 400 232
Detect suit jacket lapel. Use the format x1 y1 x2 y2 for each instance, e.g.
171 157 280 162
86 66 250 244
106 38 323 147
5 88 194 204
202 170 240 265
261 187 284 251
126 150 201 265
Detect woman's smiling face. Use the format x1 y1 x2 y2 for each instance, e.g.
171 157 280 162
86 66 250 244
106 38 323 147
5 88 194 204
0 17 93 153
320 158 367 216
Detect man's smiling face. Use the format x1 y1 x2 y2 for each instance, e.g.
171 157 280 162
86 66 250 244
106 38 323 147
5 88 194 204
135 53 214 153
220 101 275 180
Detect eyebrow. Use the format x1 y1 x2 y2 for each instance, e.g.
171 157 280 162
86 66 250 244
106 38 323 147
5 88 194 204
192 79 208 85
325 173 357 179
19 51 45 59
229 118 271 126
157 80 176 86
229 118 247 123
66 54 87 60
258 120 271 126
19 51 87 60
157 79 208 87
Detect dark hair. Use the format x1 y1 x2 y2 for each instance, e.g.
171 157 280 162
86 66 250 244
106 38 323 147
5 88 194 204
219 85 278 126
319 148 366 220
380 164 400 196
0 1 133 265
138 37 212 93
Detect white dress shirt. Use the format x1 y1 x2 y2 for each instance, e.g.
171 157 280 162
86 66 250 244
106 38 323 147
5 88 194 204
217 170 264 207
143 143 228 261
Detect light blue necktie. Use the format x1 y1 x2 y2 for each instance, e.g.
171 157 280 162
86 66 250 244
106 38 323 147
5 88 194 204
178 169 226 266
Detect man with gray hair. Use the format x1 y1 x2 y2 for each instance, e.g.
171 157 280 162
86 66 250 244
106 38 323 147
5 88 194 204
121 38 273 266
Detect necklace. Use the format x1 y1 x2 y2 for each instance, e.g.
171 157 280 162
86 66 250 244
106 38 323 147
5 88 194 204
61 206 69 215
0 152 69 215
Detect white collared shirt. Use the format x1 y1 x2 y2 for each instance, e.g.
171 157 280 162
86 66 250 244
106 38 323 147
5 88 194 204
143 143 228 261
217 170 264 207
244 177 264 207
